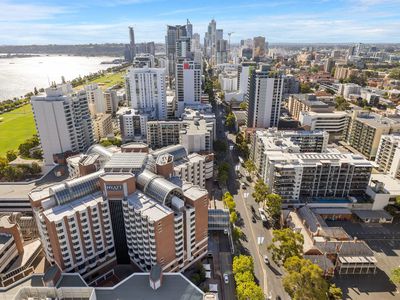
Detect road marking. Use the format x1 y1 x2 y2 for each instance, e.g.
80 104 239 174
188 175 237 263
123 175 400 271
239 189 269 296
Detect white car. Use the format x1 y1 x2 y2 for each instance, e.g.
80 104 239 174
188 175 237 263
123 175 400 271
258 208 267 221
223 273 229 284
263 255 270 265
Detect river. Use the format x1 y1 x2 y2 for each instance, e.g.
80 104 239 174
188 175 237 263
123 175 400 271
0 55 120 101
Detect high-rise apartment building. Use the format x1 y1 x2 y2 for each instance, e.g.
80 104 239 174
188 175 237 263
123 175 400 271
146 121 183 149
125 66 167 120
119 109 148 142
85 83 106 116
375 134 400 179
253 36 266 60
246 65 284 128
250 129 329 177
264 152 372 202
103 89 119 114
343 111 400 160
175 59 202 116
30 149 209 280
31 83 94 165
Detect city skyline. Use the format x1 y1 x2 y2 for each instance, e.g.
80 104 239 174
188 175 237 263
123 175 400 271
1 0 400 45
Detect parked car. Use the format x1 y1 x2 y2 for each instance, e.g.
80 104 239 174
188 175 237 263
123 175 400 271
223 273 229 284
252 216 256 223
263 255 270 265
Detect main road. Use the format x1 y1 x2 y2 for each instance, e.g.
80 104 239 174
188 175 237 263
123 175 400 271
214 100 288 300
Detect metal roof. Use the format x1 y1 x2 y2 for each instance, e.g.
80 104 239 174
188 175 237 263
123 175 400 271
104 153 148 173
152 145 187 161
86 144 113 160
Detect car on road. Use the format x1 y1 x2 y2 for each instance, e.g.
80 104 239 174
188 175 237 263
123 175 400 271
252 216 256 223
223 273 229 284
263 255 270 265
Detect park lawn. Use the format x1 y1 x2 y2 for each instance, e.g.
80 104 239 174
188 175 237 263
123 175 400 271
74 70 126 91
0 104 36 157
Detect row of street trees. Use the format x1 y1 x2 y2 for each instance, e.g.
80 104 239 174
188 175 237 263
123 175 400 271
233 255 264 300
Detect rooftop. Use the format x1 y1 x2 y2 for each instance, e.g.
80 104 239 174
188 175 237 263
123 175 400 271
104 152 148 172
126 191 173 222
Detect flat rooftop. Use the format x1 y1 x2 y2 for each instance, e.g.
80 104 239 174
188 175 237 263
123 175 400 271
127 191 173 222
43 191 103 222
182 183 208 201
104 153 148 171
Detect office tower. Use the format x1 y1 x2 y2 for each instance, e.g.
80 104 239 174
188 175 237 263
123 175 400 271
186 19 193 38
324 58 335 73
125 66 167 120
31 83 94 165
191 33 201 52
136 42 155 56
375 134 400 179
85 83 106 116
176 37 192 59
30 149 209 277
166 25 188 79
253 36 266 60
129 26 136 62
175 59 202 116
246 65 284 128
216 39 228 65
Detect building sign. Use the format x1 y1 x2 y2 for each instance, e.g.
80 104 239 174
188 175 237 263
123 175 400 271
106 184 123 192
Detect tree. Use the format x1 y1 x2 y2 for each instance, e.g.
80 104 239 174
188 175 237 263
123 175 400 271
233 255 254 275
100 139 113 147
300 82 312 93
236 281 264 300
328 284 343 300
389 68 400 80
232 227 243 241
335 96 350 111
31 162 42 174
283 256 329 300
225 112 236 130
230 211 238 224
252 179 269 204
239 102 248 111
265 193 282 223
390 267 400 287
218 162 230 186
236 132 244 145
6 150 17 162
268 228 304 265
234 270 254 285
243 160 256 178
33 87 38 95
223 192 236 212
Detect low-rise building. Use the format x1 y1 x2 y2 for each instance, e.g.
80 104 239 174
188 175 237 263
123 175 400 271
287 94 335 120
299 111 348 142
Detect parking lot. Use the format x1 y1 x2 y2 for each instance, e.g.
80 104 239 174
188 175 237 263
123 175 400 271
327 220 400 299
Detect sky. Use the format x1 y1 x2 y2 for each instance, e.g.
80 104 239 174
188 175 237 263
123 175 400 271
0 0 400 45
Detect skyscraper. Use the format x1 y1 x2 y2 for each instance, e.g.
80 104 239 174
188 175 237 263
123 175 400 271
125 66 167 120
165 25 188 79
253 36 266 60
246 65 284 128
175 59 202 116
129 26 136 62
31 83 94 165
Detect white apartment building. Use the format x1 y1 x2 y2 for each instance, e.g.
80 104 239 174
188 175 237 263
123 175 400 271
218 71 238 92
85 83 106 116
250 129 329 178
375 134 400 179
126 66 167 120
339 83 361 99
176 60 202 116
119 109 148 142
246 65 284 128
31 83 94 165
180 120 214 154
263 152 372 202
299 111 348 142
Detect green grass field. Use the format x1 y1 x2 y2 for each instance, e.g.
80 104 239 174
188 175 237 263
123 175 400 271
75 70 126 91
0 104 36 157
